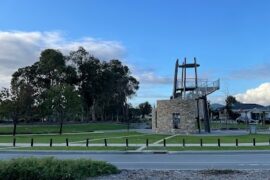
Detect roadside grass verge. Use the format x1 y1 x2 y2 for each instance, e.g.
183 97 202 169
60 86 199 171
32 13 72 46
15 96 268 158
0 132 170 144
14 146 138 151
0 157 119 180
165 134 270 144
0 122 128 135
145 146 270 151
209 122 270 130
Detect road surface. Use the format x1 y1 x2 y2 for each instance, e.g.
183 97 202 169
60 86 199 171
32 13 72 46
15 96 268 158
1 151 270 170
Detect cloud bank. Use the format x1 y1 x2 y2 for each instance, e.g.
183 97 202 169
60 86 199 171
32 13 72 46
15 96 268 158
0 31 126 88
231 63 270 80
236 83 270 106
135 72 172 85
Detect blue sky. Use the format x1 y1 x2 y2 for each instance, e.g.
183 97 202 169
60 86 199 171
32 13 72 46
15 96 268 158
1 0 270 106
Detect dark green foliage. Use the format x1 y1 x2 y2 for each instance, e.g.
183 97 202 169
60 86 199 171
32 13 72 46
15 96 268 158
138 101 152 118
0 157 119 180
0 47 140 134
225 95 240 120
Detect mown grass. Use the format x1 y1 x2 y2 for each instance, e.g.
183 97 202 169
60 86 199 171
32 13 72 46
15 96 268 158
0 122 128 134
16 146 138 151
146 146 270 151
0 157 119 180
208 121 270 130
165 134 270 144
1 132 270 145
0 131 140 143
0 131 170 144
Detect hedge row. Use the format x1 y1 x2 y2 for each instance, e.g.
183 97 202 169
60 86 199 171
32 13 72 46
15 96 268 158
0 157 119 180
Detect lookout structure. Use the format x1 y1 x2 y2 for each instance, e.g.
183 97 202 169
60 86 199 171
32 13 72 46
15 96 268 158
152 58 220 134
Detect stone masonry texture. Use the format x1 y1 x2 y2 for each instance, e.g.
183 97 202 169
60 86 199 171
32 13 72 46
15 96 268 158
152 98 197 134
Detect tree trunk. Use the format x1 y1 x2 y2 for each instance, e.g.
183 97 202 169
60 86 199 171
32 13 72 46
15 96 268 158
81 107 84 122
116 111 119 122
59 112 64 135
12 118 17 136
91 100 96 121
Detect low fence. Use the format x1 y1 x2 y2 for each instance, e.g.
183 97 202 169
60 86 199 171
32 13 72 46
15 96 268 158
9 137 270 148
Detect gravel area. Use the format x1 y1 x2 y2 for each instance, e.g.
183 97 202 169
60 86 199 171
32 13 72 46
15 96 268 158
93 169 270 180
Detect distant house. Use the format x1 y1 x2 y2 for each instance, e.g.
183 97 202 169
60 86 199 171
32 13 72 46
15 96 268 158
217 103 270 121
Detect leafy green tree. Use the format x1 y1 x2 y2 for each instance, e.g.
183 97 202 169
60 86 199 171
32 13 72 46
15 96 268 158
44 84 81 134
0 84 34 135
225 95 239 120
107 60 139 121
139 102 152 118
38 49 66 88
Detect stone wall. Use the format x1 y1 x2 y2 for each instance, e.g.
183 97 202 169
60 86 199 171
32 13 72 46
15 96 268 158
152 98 198 134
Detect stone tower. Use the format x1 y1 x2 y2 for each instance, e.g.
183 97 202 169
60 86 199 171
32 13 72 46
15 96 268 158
152 58 220 134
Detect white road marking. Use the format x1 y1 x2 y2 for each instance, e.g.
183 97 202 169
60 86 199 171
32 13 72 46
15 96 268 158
136 134 177 151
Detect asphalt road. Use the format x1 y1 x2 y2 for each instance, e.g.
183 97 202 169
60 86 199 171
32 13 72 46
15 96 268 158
1 151 270 170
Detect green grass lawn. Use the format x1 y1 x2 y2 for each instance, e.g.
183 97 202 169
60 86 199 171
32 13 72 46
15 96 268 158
0 131 170 144
0 131 140 143
146 146 270 151
165 134 270 144
16 145 270 151
209 121 270 130
15 146 138 151
0 122 128 134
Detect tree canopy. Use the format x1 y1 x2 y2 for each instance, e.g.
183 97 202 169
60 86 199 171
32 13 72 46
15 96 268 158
0 47 140 135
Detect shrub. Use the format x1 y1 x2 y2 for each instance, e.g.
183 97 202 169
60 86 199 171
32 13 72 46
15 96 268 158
0 157 119 180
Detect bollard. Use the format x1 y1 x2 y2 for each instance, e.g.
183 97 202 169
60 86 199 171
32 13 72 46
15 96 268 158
253 138 256 146
126 138 128 147
182 139 185 147
13 138 16 147
146 139 149 147
163 139 166 147
31 138 34 147
236 139 238 147
104 139 107 147
200 139 203 147
218 138 221 147
86 138 89 147
66 138 69 147
269 138 270 145
50 139 52 147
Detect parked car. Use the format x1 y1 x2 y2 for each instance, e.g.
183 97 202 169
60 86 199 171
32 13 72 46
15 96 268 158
263 118 270 124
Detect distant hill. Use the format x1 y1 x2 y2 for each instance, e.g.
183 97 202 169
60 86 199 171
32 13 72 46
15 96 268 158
210 103 225 110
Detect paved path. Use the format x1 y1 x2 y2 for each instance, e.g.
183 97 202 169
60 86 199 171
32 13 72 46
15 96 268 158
1 151 270 170
136 134 178 151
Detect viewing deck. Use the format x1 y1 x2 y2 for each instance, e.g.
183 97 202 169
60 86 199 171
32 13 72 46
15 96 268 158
176 78 220 98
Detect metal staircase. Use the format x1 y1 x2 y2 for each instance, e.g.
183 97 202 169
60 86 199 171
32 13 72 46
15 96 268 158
176 79 220 99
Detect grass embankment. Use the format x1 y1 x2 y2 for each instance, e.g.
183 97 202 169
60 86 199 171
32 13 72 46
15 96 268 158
0 131 169 144
1 132 270 145
16 146 138 151
146 146 270 151
0 157 118 180
0 122 128 134
165 134 270 144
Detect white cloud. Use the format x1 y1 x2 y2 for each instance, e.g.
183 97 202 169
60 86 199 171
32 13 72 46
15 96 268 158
133 71 172 85
235 83 270 106
231 63 270 80
208 95 226 105
0 31 126 88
